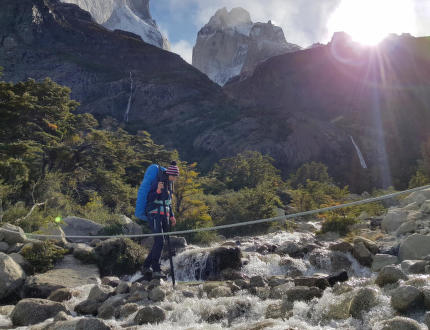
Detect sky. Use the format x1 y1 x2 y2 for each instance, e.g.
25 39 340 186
150 0 430 64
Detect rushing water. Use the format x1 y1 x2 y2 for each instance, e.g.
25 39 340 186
3 230 429 329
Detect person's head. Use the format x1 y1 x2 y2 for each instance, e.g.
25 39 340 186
165 161 179 182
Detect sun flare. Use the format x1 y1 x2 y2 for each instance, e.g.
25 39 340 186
328 0 416 45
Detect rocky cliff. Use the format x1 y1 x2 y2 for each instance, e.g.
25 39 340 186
60 0 170 49
224 32 430 189
192 7 300 85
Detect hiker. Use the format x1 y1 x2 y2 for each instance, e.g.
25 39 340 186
135 161 179 278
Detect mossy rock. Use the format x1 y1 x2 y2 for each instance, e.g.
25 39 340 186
20 241 68 273
94 238 147 277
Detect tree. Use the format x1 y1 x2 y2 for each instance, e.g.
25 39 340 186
288 162 332 189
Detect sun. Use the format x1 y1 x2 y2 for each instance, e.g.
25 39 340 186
328 0 416 45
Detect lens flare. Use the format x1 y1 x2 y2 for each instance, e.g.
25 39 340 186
55 216 62 223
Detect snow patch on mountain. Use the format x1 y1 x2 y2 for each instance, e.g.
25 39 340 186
61 0 169 50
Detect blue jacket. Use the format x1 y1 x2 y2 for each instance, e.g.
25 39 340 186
135 164 166 221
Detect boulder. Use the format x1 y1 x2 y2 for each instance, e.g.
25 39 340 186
0 305 14 316
396 221 417 236
267 276 290 288
294 276 330 290
97 294 127 319
329 241 353 253
281 286 322 311
75 299 102 316
265 302 284 319
380 316 422 330
44 318 110 330
251 286 271 300
149 287 166 302
134 306 166 324
0 241 9 252
9 252 34 274
36 223 68 246
352 241 373 267
422 286 430 309
71 243 96 264
87 284 115 303
10 298 67 326
119 215 143 235
250 275 266 288
348 287 379 319
326 270 348 287
276 242 304 258
375 265 408 287
421 200 430 214
48 288 74 302
0 252 26 300
116 303 139 319
0 224 26 245
208 286 232 298
203 246 242 280
101 276 120 287
371 254 398 272
400 189 430 207
391 285 424 313
353 237 379 254
270 283 294 299
220 268 244 280
424 312 430 329
401 260 428 274
53 311 71 322
399 234 430 261
60 216 103 243
330 251 352 272
381 208 407 233
115 281 131 294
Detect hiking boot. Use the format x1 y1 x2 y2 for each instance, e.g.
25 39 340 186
141 266 151 274
152 271 166 279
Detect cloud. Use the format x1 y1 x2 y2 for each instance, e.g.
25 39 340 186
170 40 193 63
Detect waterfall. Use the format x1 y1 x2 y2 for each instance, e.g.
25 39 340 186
350 135 367 169
124 72 133 122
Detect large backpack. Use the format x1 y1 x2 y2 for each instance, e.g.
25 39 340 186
135 164 165 221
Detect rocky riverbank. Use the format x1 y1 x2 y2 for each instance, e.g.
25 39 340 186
1 188 430 329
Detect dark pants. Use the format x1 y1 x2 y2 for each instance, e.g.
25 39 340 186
143 213 168 272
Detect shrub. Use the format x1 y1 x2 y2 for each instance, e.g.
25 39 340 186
20 240 68 273
319 215 358 236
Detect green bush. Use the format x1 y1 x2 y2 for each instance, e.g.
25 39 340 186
20 240 68 273
319 215 358 236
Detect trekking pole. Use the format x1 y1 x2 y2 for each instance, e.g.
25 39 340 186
162 197 176 287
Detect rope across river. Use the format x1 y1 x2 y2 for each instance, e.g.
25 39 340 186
3 184 430 239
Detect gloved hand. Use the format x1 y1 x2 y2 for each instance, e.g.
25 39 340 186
170 216 176 226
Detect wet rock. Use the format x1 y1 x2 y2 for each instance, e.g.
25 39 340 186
281 286 322 311
380 316 422 330
325 296 353 320
329 241 353 253
354 237 379 254
149 287 165 302
0 305 14 316
220 268 244 280
265 302 283 319
250 275 266 288
129 282 144 294
421 286 430 309
60 216 103 243
115 281 131 294
251 286 270 300
401 260 428 274
381 208 407 233
116 303 139 318
234 279 250 289
101 276 120 287
97 294 128 319
348 287 379 319
270 283 294 299
327 270 348 286
44 318 110 330
72 243 96 264
330 251 352 272
352 241 373 267
371 254 398 272
127 290 148 303
295 222 318 232
88 284 115 303
203 305 227 323
294 275 330 290
424 312 430 329
227 299 252 322
268 276 290 287
276 242 304 258
208 286 232 298
148 278 162 289
375 265 408 287
53 311 71 322
10 298 67 326
391 285 424 313
0 224 26 245
308 250 330 269
48 288 74 302
23 275 64 299
399 234 430 261
134 306 166 324
0 252 25 300
233 320 276 330
203 246 242 280
75 299 102 316
182 290 194 298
